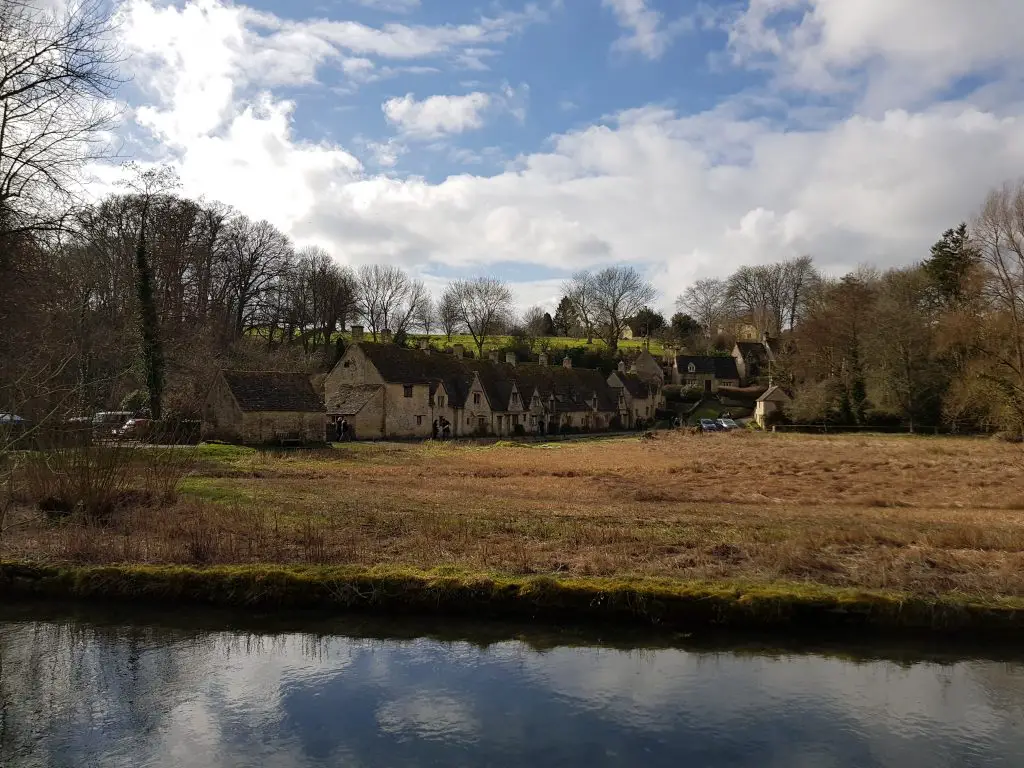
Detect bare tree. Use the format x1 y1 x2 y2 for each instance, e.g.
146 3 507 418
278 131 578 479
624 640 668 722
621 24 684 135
588 266 656 352
444 277 514 358
355 264 425 341
522 305 547 338
438 288 462 342
222 216 294 338
0 0 122 242
677 278 729 339
781 255 819 331
563 270 599 343
415 296 437 339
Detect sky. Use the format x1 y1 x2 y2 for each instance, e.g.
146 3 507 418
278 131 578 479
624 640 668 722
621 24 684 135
97 0 1024 312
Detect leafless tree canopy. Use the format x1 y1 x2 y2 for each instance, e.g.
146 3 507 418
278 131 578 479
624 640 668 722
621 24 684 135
677 278 729 338
355 264 426 341
0 0 122 241
588 266 656 351
437 288 463 342
444 277 514 357
563 270 598 343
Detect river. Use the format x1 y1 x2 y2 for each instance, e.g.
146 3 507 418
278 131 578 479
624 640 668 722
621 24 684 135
1 605 1023 767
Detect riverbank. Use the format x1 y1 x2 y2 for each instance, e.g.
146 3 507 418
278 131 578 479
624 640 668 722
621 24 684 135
4 562 1024 636
3 432 1023 635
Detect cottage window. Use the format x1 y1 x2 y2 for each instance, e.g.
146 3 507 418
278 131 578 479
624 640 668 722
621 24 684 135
438 395 445 408
688 363 696 374
416 415 423 426
512 415 519 426
403 385 413 398
478 416 486 429
473 392 481 405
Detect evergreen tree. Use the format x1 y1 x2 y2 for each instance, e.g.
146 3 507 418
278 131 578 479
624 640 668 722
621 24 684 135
924 223 977 306
552 296 578 336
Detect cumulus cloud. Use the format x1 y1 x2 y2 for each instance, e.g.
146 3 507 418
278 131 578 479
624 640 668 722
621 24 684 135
383 91 493 137
109 0 1024 312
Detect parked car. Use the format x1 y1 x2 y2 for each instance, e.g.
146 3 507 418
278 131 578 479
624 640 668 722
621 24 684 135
91 411 135 438
116 418 153 440
716 418 739 430
699 418 720 432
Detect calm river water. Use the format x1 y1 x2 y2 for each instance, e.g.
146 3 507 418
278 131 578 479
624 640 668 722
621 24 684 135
2 606 1023 767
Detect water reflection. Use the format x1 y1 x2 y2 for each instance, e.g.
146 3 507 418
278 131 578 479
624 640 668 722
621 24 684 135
2 611 1023 767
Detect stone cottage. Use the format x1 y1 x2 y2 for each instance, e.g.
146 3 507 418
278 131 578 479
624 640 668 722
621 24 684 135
732 332 778 385
324 342 632 439
607 367 662 427
671 355 741 392
755 385 791 428
203 370 326 444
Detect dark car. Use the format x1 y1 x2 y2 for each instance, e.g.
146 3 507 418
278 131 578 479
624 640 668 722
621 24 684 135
699 418 720 432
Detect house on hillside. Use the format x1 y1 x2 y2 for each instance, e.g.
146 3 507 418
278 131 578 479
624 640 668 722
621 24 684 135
732 332 778 385
203 371 325 444
755 385 791 428
607 367 663 427
324 342 624 439
671 355 740 392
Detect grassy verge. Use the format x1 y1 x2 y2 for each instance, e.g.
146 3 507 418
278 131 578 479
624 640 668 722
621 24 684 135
3 562 1024 636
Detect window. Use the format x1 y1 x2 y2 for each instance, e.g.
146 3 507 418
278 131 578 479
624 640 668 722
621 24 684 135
511 392 519 405
403 385 413 398
645 406 650 416
438 395 445 408
687 363 696 374
416 415 423 426
512 415 519 426
478 417 486 429
473 392 481 405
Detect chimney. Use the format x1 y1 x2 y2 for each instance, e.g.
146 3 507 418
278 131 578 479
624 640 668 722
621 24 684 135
489 350 499 363
538 352 548 366
562 357 572 369
505 352 516 367
351 325 364 342
381 328 393 344
452 344 465 358
617 361 626 373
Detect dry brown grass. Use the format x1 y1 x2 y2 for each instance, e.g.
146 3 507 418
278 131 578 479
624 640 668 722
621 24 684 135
5 432 1024 598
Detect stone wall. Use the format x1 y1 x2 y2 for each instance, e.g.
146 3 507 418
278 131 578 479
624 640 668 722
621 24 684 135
240 411 326 444
202 373 243 442
382 382 432 438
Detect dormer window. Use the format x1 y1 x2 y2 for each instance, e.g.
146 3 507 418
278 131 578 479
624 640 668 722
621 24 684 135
688 363 696 374
473 392 481 405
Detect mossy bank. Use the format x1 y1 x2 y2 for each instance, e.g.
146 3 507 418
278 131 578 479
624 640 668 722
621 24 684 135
3 562 1024 637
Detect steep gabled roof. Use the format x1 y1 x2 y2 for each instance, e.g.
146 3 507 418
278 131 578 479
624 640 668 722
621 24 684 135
328 384 381 415
222 371 323 412
757 385 791 403
612 372 652 399
735 340 770 365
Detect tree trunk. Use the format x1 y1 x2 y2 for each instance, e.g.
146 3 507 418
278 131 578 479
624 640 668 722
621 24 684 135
135 201 164 420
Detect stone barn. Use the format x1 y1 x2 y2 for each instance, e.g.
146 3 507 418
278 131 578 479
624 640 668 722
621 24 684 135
203 370 326 445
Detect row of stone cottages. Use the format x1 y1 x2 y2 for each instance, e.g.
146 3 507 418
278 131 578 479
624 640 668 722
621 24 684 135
202 331 788 444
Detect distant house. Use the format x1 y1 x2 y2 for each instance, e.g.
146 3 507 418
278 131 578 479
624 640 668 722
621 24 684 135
732 333 777 385
629 349 666 385
607 368 663 427
203 370 325 445
671 355 740 392
755 385 791 428
324 342 624 439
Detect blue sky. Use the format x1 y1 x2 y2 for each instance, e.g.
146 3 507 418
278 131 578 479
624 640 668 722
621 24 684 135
104 0 1024 311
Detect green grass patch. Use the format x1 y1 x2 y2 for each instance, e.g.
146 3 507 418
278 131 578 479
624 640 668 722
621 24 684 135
3 562 1023 637
197 443 257 461
178 477 252 504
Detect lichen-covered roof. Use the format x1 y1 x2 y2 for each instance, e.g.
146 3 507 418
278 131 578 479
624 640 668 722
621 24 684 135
327 384 381 415
222 371 323 412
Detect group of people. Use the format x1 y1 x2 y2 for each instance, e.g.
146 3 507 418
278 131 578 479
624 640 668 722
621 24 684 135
431 417 452 440
333 416 353 442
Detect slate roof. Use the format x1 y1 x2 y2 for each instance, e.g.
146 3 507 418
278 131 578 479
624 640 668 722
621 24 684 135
328 384 381 415
675 355 740 380
735 341 771 366
757 385 791 403
349 343 621 414
613 372 652 399
222 371 324 412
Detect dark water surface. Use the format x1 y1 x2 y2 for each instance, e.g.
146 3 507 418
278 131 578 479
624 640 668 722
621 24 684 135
2 606 1024 767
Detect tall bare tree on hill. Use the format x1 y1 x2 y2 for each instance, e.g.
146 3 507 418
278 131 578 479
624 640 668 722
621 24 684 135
588 266 656 352
445 277 514 358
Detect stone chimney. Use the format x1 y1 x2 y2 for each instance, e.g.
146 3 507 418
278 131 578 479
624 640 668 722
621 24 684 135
351 325 364 342
538 352 548 366
452 343 465 358
489 350 499 363
505 352 516 366
381 329 393 344
562 357 572 369
617 360 626 373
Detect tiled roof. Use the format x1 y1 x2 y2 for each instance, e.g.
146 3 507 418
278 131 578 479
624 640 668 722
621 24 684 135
328 384 381 415
735 341 770 365
757 385 790 403
349 343 621 414
676 355 740 380
613 372 652 399
222 371 323 412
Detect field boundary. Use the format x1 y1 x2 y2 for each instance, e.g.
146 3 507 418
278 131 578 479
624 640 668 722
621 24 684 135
3 563 1024 637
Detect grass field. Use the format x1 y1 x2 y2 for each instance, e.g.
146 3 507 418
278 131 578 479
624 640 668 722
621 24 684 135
402 333 667 357
4 432 1024 604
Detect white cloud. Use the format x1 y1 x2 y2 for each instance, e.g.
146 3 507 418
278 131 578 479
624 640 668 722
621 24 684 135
383 91 493 137
729 0 1024 108
349 0 421 11
602 0 689 60
109 0 1024 314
